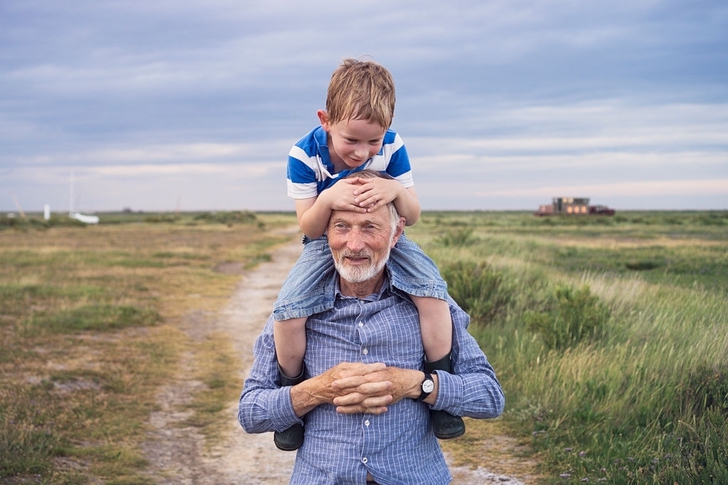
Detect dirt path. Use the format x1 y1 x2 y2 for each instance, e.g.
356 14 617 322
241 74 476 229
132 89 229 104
142 233 535 484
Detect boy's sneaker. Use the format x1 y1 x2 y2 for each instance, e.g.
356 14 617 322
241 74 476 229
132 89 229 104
274 423 304 451
430 409 465 439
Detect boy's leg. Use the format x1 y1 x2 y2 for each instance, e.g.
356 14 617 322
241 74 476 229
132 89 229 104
411 296 465 440
411 296 452 362
272 317 307 451
273 317 307 378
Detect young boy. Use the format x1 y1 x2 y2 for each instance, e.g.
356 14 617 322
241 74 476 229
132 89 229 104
272 58 465 451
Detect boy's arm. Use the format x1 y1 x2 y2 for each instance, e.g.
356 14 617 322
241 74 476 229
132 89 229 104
352 178 421 226
396 186 421 226
295 197 329 239
296 181 368 238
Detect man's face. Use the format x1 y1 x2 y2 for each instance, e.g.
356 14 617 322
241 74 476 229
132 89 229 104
328 205 401 284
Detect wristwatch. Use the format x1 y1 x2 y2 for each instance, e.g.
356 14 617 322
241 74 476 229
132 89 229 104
418 373 435 401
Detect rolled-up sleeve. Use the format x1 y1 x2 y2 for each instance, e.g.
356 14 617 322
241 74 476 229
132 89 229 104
238 318 304 434
432 298 505 419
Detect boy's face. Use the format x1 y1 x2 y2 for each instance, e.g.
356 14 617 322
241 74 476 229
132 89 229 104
318 110 387 170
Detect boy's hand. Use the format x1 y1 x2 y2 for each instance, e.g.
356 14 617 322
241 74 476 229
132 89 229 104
320 179 369 213
350 177 402 213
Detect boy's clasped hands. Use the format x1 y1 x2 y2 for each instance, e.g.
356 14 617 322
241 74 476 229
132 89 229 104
322 175 405 214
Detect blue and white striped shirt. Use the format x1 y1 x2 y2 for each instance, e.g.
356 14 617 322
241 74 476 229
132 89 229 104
239 274 505 484
286 126 415 200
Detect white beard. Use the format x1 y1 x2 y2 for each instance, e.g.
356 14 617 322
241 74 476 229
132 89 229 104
333 246 391 284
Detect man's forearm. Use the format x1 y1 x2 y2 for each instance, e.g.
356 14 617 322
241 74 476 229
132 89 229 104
290 374 330 417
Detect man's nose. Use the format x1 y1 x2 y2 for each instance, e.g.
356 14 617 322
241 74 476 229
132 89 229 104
346 229 366 251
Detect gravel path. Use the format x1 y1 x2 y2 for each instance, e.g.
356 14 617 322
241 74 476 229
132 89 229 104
142 233 532 484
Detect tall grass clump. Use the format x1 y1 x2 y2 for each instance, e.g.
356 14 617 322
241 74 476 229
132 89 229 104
524 284 610 350
435 227 480 247
441 261 511 326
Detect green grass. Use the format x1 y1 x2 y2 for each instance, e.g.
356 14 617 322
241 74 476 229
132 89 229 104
408 210 728 484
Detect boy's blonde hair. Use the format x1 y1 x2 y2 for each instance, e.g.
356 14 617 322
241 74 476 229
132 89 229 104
326 58 396 129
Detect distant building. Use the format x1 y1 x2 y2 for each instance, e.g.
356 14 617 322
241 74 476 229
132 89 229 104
535 197 615 216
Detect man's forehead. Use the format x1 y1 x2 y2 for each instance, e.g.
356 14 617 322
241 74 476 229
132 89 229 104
330 209 388 225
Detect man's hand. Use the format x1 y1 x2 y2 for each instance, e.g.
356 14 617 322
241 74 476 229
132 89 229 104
331 365 425 415
291 362 387 416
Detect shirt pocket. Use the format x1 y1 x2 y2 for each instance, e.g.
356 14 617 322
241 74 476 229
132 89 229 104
383 308 424 366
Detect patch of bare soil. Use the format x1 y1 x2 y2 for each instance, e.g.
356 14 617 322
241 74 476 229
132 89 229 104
142 231 538 484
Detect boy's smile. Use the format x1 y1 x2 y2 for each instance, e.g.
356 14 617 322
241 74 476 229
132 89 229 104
317 110 387 172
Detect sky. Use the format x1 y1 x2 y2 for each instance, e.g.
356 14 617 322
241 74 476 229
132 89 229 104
1 0 727 214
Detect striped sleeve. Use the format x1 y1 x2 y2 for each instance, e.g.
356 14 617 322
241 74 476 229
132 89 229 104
287 145 320 199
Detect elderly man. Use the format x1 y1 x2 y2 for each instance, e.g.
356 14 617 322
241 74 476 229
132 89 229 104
238 172 505 484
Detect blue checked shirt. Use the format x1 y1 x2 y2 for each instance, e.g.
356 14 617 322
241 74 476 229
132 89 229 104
239 274 505 484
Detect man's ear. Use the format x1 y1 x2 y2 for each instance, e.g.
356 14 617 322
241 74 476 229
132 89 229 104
390 216 406 248
317 110 330 131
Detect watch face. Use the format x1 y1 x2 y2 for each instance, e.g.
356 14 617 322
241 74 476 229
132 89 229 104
422 379 434 393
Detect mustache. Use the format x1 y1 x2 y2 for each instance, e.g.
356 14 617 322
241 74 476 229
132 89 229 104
341 250 372 260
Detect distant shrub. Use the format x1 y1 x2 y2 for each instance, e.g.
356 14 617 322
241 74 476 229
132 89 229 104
625 259 664 271
525 284 610 350
695 212 728 226
193 211 258 225
435 228 479 247
441 261 511 326
144 214 180 223
0 215 86 230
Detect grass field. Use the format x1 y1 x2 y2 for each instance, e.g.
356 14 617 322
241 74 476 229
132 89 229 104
1 209 727 484
408 210 728 484
0 211 294 484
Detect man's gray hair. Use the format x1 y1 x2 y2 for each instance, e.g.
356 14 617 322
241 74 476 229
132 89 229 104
342 170 401 233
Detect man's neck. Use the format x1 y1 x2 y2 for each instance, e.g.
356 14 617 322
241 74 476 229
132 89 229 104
338 271 386 299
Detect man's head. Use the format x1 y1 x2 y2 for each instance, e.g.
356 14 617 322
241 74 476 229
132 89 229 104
327 171 405 292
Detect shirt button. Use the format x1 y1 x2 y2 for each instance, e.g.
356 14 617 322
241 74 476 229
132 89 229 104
362 457 368 464
362 349 368 355
358 322 364 327
364 420 370 426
